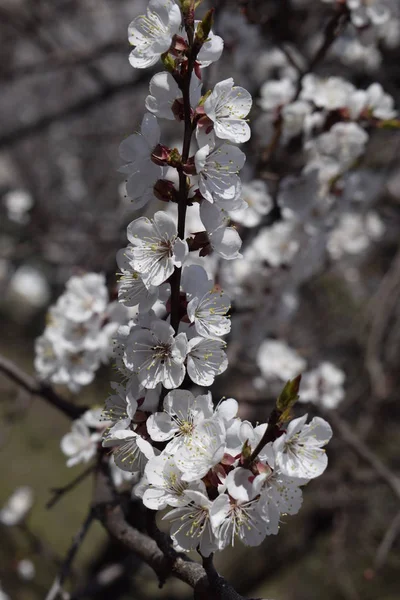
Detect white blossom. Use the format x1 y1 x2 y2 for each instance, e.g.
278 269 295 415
116 247 159 311
0 487 34 526
251 221 300 267
124 319 187 389
147 389 213 452
186 336 228 386
142 454 197 509
164 484 218 556
199 200 243 260
229 180 273 228
257 339 306 382
273 415 332 479
195 142 246 206
175 419 226 481
61 413 102 467
103 428 157 473
203 78 252 143
126 211 188 287
300 74 355 111
145 71 202 119
128 0 182 69
119 113 165 209
327 211 385 259
300 362 346 409
259 78 295 112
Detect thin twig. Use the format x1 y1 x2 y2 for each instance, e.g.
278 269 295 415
0 354 86 419
45 508 95 600
374 509 400 572
325 410 400 502
46 464 95 509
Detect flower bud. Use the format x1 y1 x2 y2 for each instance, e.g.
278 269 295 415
153 179 178 203
195 8 214 46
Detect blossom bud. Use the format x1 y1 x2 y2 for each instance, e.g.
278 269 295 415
153 179 178 203
194 9 214 47
151 144 171 166
161 51 176 74
171 98 185 121
276 374 301 418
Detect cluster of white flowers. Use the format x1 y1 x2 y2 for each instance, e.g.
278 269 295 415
35 273 128 392
321 0 391 29
94 0 334 556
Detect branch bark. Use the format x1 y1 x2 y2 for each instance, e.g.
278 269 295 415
0 354 86 419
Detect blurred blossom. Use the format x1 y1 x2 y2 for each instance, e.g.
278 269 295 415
257 339 307 382
0 583 10 600
3 189 33 224
299 362 346 409
17 559 35 581
0 486 34 526
328 211 385 259
6 266 50 310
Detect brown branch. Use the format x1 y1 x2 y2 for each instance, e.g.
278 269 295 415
373 509 400 572
0 354 86 419
93 457 251 599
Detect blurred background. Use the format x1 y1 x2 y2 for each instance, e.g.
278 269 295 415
1 0 400 598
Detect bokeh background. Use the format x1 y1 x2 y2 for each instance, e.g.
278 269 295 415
1 0 400 598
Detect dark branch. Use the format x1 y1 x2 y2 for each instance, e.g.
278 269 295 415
0 354 86 419
46 464 95 509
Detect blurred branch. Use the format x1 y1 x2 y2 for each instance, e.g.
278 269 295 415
373 509 400 572
326 410 400 503
45 507 95 600
0 354 86 419
0 74 148 150
46 464 95 509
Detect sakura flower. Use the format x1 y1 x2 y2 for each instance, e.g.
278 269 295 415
281 100 312 142
210 468 266 548
116 247 159 311
200 201 243 260
300 74 355 111
327 211 385 259
186 336 228 386
62 273 108 323
203 78 252 143
145 71 202 119
126 211 188 287
124 319 187 389
147 389 213 452
102 381 139 431
251 221 300 267
273 415 332 479
299 362 346 409
142 454 197 510
128 0 182 69
258 78 295 112
103 428 156 473
310 122 368 171
0 487 34 526
60 417 101 467
347 0 390 27
349 83 396 120
229 180 273 228
119 113 164 209
164 484 218 556
192 22 224 67
195 142 246 206
175 419 226 481
257 339 306 382
187 284 231 340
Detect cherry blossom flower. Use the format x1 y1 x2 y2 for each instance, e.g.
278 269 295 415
300 74 356 111
142 454 197 509
102 381 139 431
147 389 213 452
163 484 218 556
273 415 332 479
61 417 101 467
116 247 159 311
203 78 252 143
186 336 228 386
299 362 346 409
210 468 267 548
229 180 273 228
175 419 226 481
199 201 243 260
258 78 295 112
257 339 306 382
145 71 202 119
195 142 246 206
124 319 187 389
187 284 231 340
119 113 164 209
126 211 188 287
0 487 34 526
128 0 182 69
103 428 157 473
62 273 108 323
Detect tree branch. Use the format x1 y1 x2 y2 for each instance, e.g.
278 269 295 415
0 354 86 419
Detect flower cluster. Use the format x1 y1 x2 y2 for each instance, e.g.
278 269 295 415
35 273 128 392
97 0 333 556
